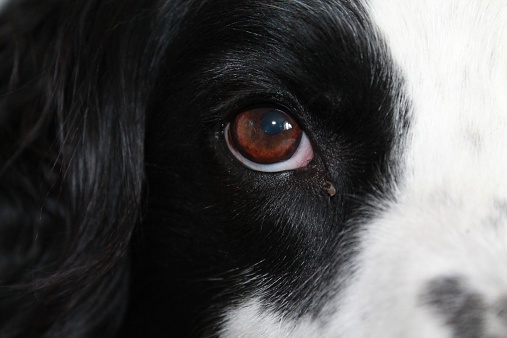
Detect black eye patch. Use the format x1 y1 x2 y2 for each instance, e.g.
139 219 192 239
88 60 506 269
141 0 409 332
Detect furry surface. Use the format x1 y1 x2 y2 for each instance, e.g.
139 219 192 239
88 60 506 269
0 0 506 337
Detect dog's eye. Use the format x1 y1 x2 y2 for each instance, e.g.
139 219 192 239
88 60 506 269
225 106 314 172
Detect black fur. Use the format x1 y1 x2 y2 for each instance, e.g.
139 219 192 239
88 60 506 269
0 0 406 336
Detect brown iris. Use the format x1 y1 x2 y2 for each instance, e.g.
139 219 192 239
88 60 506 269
229 106 302 164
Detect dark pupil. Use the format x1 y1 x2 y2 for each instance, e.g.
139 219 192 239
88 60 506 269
260 110 290 135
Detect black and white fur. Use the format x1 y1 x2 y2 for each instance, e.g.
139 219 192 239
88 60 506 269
0 0 506 337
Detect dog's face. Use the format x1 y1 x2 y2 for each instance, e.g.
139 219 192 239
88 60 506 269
138 0 507 337
1 0 506 337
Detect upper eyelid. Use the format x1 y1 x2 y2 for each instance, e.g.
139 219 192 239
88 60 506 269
201 87 304 123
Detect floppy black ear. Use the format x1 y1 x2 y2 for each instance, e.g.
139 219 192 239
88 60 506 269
0 1 152 336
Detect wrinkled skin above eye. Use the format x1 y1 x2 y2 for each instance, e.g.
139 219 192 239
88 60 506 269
226 106 314 172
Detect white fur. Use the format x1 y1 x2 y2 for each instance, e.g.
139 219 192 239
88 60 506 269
220 299 320 338
332 1 507 336
222 1 507 337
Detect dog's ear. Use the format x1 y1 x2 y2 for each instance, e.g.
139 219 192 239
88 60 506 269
0 1 151 336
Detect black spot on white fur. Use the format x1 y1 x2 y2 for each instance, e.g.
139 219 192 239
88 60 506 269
422 277 485 338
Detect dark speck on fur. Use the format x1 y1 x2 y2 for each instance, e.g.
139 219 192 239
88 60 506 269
421 276 485 338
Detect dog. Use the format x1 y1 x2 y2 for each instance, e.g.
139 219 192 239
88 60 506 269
1 0 506 337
